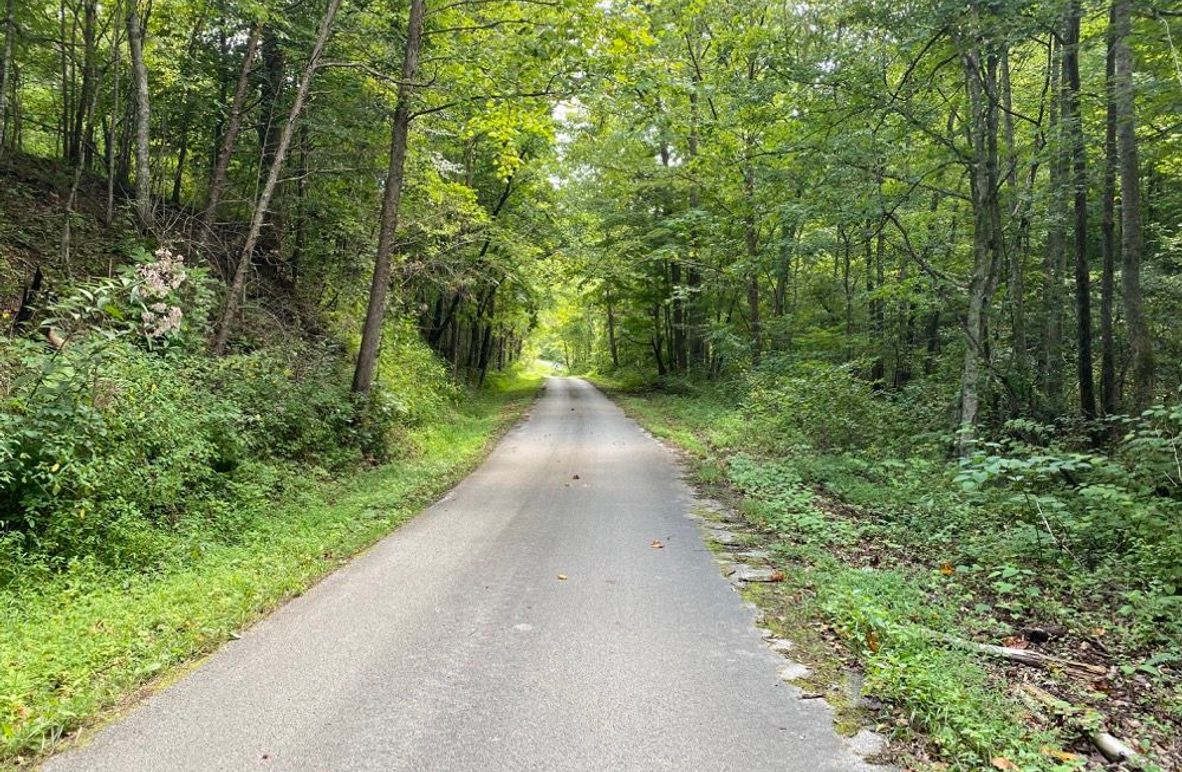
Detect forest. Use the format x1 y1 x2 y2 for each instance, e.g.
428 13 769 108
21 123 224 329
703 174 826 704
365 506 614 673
1 0 1180 767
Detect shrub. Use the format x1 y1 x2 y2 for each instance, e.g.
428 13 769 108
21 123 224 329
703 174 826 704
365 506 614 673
956 414 1182 631
0 263 443 573
741 359 907 454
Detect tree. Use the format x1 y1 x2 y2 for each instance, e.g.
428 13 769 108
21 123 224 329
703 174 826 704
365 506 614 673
1112 0 1155 412
353 0 426 393
212 0 344 354
203 19 263 239
127 0 152 228
0 0 16 155
1063 0 1095 422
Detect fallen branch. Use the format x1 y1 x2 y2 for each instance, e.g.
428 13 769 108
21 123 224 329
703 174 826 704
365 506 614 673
1019 683 1146 767
940 634 1108 680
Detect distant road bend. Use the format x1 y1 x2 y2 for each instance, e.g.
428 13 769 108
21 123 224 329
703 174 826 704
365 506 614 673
48 377 884 771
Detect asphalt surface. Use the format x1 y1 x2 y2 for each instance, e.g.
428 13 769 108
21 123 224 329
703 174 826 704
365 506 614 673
47 377 884 771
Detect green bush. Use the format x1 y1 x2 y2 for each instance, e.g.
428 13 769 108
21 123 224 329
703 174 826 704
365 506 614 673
0 338 388 570
0 260 445 574
741 359 909 455
958 416 1182 591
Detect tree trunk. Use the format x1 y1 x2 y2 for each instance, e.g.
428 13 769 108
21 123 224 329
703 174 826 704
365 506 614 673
352 0 426 393
651 306 667 377
1063 2 1096 421
958 43 1004 457
671 257 685 373
59 0 71 158
0 0 13 155
1041 37 1066 414
62 58 101 268
477 292 496 387
1112 0 1155 411
744 160 761 366
605 287 619 368
105 2 122 226
870 217 886 384
69 0 97 166
203 20 262 237
212 0 343 354
1000 50 1029 392
127 0 152 229
685 63 705 370
1099 4 1119 417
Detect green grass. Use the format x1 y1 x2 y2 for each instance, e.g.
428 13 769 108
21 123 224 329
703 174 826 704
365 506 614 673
0 374 540 766
598 382 1159 771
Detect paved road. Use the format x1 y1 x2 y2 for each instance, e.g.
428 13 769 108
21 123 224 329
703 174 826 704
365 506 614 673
48 378 882 771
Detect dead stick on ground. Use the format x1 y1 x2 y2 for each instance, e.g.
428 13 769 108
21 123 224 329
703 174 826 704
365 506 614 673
1019 683 1145 766
939 634 1108 680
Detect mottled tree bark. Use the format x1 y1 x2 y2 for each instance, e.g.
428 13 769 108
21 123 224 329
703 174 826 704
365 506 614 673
352 0 427 392
1063 1 1096 421
0 0 14 155
958 41 1004 457
127 1 152 228
1099 4 1119 417
1112 0 1155 411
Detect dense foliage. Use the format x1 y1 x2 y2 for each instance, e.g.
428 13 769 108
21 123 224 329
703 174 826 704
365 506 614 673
614 372 1181 769
1 0 1180 765
539 3 1182 761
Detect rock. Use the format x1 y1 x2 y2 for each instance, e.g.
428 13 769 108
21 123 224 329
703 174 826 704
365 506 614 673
768 638 795 654
844 672 865 704
731 565 781 583
735 549 771 561
846 729 887 757
706 530 742 545
778 662 812 681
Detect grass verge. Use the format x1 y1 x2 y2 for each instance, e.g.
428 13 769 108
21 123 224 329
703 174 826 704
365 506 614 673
0 373 540 767
599 379 1174 772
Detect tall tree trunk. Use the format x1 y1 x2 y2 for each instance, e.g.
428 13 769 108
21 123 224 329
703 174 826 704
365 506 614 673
203 20 261 236
1112 0 1155 411
1064 2 1096 421
477 291 496 386
69 0 97 166
1099 4 1119 416
651 304 667 377
59 0 70 157
1000 50 1029 388
870 214 886 384
62 59 100 268
671 257 685 373
744 159 760 366
685 53 705 370
0 0 13 155
605 287 619 368
105 1 122 226
1041 37 1066 414
172 124 189 205
212 0 344 354
352 0 426 392
958 43 1004 457
127 0 152 228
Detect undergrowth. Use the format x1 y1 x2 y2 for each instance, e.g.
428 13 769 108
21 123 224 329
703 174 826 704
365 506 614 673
600 364 1180 771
